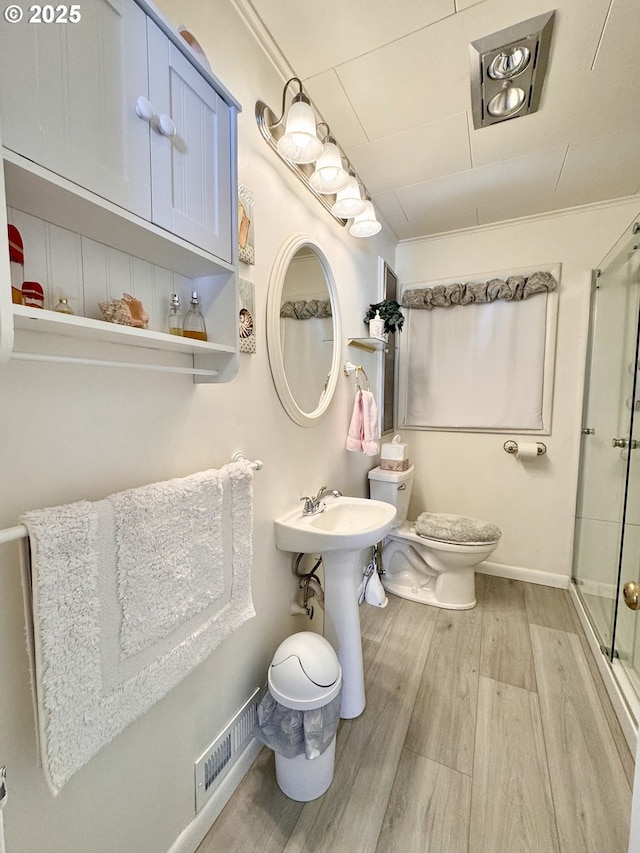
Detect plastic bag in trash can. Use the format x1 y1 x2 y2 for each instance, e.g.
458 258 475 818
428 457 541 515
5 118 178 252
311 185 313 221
254 688 343 759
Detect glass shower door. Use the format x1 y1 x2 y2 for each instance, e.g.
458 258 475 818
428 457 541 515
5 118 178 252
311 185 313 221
609 236 640 700
572 223 640 677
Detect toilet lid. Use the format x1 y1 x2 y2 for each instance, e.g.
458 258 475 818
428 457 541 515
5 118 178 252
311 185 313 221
414 512 501 544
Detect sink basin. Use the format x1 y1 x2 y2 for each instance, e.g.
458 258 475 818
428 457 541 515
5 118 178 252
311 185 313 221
274 496 396 553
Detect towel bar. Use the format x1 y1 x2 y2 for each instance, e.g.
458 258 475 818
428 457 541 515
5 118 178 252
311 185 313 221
0 452 264 545
343 360 370 391
231 452 264 470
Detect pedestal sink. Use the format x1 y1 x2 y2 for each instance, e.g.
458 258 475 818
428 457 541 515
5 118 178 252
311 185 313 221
274 497 396 718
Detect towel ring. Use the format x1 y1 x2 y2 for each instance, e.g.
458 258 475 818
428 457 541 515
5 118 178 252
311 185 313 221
343 360 370 391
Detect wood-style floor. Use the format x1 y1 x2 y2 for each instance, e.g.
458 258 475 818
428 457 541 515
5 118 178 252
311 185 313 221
197 577 634 853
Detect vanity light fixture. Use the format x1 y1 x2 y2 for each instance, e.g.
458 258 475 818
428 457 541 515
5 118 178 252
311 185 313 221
469 11 555 129
331 171 366 218
276 79 323 163
256 78 381 236
309 128 350 195
349 196 382 238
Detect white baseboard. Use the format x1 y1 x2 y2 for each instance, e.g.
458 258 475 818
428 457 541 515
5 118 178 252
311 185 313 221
477 560 569 589
167 738 263 853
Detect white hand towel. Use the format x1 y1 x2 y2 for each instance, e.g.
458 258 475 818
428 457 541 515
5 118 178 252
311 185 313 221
346 390 364 452
361 390 380 456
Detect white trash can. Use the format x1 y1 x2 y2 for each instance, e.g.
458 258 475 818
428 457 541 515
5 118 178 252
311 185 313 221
256 632 342 801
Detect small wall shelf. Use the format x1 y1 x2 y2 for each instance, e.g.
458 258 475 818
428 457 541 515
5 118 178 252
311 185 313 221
347 336 389 354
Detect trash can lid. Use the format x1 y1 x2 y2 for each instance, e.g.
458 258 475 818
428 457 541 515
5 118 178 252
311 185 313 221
268 632 342 711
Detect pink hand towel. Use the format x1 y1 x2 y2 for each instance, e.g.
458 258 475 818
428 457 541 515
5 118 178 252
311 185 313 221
346 389 364 452
361 390 380 456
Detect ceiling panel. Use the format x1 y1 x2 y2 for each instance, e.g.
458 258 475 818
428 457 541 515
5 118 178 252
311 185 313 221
392 172 482 238
303 70 368 149
346 113 472 195
249 0 455 79
474 147 568 224
591 0 640 72
554 130 640 207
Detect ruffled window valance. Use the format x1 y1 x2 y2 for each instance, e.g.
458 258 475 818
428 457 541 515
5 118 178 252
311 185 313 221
280 299 332 319
402 270 557 310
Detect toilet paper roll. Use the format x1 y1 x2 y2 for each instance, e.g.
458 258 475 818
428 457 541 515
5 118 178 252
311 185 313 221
516 441 540 460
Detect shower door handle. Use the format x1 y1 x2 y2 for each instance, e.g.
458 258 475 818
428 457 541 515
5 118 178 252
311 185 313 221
623 581 640 611
612 438 639 449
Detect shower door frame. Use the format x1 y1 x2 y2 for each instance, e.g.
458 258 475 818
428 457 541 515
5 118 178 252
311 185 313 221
571 219 640 739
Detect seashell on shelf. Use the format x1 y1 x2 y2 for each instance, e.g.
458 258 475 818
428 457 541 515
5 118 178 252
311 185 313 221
99 293 149 329
239 308 254 338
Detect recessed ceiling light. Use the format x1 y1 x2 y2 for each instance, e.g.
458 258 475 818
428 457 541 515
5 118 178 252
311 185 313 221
487 47 531 80
487 85 527 118
469 11 555 129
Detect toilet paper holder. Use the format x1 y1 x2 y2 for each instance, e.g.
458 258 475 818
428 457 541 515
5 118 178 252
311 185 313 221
503 440 547 456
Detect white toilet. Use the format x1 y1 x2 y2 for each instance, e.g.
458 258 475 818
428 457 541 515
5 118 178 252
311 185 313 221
368 465 501 610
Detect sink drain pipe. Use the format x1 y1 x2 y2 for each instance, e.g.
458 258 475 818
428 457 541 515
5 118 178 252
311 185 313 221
291 554 325 619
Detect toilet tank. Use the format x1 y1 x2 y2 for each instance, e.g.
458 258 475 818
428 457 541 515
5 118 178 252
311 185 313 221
368 465 414 528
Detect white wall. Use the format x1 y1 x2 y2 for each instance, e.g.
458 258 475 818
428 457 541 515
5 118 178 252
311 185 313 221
0 2 395 850
395 199 640 583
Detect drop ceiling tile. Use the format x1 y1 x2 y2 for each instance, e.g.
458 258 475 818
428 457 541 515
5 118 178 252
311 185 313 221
372 191 409 238
303 70 368 149
346 113 472 194
335 15 470 140
249 0 455 79
554 129 640 207
474 147 567 224
591 0 640 73
393 172 481 238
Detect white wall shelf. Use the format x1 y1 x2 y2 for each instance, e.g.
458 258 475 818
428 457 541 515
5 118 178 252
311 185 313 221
0 0 241 383
348 336 389 354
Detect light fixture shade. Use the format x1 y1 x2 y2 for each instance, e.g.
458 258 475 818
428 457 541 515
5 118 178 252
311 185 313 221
277 95 323 164
331 175 366 218
349 200 381 238
309 140 350 194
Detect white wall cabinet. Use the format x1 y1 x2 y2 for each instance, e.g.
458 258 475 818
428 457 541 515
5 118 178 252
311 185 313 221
0 0 240 382
148 20 232 262
0 0 152 223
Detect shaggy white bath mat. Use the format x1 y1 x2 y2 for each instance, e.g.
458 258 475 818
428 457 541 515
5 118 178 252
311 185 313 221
21 460 255 795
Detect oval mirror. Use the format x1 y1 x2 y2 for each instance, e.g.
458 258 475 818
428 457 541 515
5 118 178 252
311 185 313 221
267 235 342 426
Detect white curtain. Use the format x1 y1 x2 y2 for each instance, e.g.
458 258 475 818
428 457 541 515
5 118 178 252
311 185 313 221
400 295 548 430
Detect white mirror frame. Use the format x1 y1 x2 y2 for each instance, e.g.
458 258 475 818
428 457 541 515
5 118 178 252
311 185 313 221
267 234 342 427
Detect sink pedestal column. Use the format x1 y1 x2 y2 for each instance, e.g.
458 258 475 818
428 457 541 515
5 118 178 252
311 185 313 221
321 549 365 719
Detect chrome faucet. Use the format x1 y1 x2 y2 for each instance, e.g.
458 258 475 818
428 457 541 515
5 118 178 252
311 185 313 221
300 486 342 516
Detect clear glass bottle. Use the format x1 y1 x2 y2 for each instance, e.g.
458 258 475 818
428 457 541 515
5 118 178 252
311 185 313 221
182 291 207 341
53 298 74 315
168 292 183 336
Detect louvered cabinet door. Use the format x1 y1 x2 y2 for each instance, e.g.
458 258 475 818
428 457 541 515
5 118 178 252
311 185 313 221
0 0 152 220
147 19 232 263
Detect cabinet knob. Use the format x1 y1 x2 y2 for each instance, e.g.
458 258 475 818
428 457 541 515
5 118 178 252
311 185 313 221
157 114 177 137
135 96 156 123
